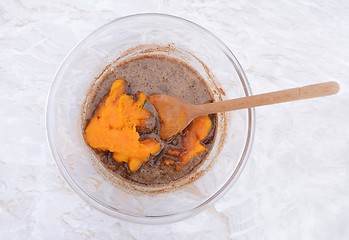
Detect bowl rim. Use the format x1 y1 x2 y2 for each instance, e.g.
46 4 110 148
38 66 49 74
45 13 255 224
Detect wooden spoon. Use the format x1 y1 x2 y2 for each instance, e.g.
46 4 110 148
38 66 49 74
148 81 339 140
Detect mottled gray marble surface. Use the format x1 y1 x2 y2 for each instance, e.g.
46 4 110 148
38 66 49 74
1 0 349 239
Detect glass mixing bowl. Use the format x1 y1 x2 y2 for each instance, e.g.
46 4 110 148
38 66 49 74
46 13 255 224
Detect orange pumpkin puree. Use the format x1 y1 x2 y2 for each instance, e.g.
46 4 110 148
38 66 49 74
84 79 161 172
165 115 212 168
84 79 212 172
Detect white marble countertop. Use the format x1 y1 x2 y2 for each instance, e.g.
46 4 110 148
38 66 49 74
1 0 349 239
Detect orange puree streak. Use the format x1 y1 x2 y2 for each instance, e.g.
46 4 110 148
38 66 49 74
84 79 161 172
166 115 212 167
180 115 212 166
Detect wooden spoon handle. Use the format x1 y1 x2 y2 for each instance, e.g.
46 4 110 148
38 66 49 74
195 81 339 115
